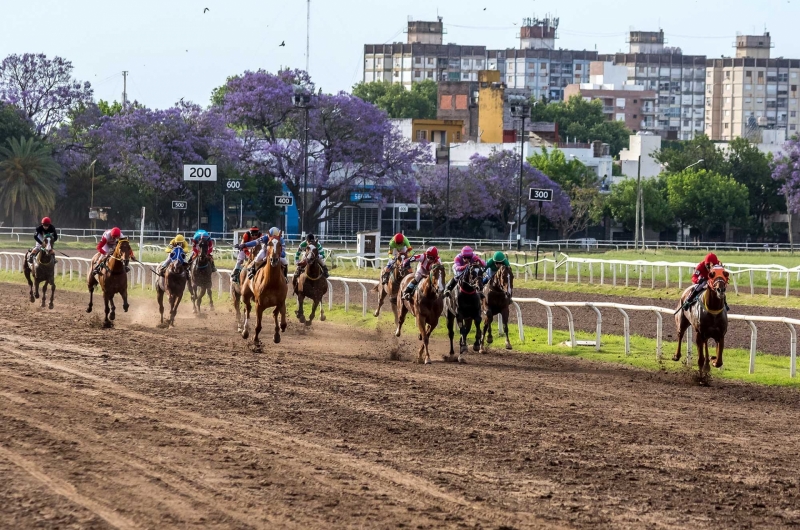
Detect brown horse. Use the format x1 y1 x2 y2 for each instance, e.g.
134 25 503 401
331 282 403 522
189 239 214 315
86 239 134 328
240 237 288 346
480 264 514 353
231 243 260 334
23 234 56 309
396 264 446 364
156 247 189 328
674 266 729 373
373 256 411 323
293 245 328 326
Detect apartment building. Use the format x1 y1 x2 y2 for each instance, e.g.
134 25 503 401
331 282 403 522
705 33 800 141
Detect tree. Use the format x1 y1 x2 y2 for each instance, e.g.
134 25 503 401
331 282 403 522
0 54 93 138
607 177 673 233
221 69 431 231
727 137 782 236
97 99 124 116
0 136 60 225
665 169 749 239
352 80 436 119
0 101 34 148
654 134 729 175
528 96 632 156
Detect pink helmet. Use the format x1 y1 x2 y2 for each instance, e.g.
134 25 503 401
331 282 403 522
461 246 474 258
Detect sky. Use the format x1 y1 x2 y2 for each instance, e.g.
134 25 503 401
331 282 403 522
3 0 799 110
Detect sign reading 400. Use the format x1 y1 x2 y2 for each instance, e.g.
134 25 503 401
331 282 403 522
183 164 218 182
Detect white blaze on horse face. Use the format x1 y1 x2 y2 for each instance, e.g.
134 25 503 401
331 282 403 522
506 272 512 296
438 271 445 293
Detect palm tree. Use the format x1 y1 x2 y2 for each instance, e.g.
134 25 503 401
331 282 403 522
0 137 60 225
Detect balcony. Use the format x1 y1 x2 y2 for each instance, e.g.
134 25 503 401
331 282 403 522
602 106 614 113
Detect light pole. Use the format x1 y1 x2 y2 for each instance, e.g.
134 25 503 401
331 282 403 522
89 159 97 231
444 144 452 237
293 85 314 237
509 95 531 251
634 155 642 251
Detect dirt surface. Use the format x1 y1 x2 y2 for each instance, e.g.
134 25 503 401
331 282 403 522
2 282 800 529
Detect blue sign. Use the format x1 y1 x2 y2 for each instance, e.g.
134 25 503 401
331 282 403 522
350 192 378 202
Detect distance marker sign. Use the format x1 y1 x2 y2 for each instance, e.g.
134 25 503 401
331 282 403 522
183 164 217 182
275 196 294 207
529 188 554 202
172 201 188 210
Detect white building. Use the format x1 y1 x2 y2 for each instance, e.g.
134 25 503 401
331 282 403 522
619 132 663 182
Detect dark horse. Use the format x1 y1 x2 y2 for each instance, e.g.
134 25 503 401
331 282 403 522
24 234 56 309
293 245 328 326
189 239 214 315
156 247 189 328
397 264 446 364
444 263 484 363
480 264 514 353
373 256 411 324
87 239 133 328
674 265 729 374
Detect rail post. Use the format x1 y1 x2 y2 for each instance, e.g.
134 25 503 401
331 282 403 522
749 270 754 296
746 320 757 374
357 282 368 317
327 280 333 310
511 301 524 342
625 264 629 287
600 262 604 285
767 271 772 297
787 322 797 378
340 280 350 313
615 308 630 355
586 303 601 352
653 310 663 361
561 307 575 348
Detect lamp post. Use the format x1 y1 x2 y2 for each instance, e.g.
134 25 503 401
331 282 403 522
89 159 97 231
293 85 314 237
509 95 531 251
444 144 452 237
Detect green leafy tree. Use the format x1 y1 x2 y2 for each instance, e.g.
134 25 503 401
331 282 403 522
0 136 60 225
665 169 749 239
654 134 729 175
352 80 436 119
0 102 34 148
606 177 674 233
97 99 124 116
727 137 783 234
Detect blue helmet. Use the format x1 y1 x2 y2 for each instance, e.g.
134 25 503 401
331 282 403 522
268 227 282 238
194 229 209 240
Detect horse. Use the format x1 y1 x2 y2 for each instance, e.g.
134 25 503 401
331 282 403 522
674 266 729 374
396 264 446 364
444 263 484 363
156 247 189 328
240 236 288 346
86 239 133 328
23 234 56 309
231 243 260 334
373 255 412 324
189 239 214 315
480 264 514 353
293 245 328 326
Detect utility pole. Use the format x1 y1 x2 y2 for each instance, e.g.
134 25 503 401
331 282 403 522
634 155 641 251
306 0 311 73
445 145 451 237
122 71 128 107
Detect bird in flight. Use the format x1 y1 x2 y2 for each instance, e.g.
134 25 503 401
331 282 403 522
204 7 209 13
279 41 286 47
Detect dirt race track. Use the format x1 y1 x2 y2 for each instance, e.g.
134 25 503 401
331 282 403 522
1 282 800 529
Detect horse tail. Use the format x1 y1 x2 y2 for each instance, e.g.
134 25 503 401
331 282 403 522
371 283 380 293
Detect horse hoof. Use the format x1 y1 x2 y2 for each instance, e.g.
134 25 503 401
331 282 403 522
29 296 34 303
458 355 466 364
86 307 92 313
320 314 326 322
505 343 512 350
304 320 312 327
274 335 281 344
472 344 479 352
672 354 681 362
48 304 54 310
479 348 487 355
123 305 129 312
418 334 422 340
109 313 116 321
103 321 113 329
281 323 287 332
34 293 39 299
242 330 249 339
487 337 494 345
394 329 401 338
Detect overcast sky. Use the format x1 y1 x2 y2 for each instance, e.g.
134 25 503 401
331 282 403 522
3 0 798 109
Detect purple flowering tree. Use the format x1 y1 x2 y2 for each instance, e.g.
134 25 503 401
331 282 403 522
220 69 431 231
0 54 93 138
772 137 800 247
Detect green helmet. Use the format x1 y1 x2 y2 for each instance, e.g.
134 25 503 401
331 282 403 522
493 251 506 262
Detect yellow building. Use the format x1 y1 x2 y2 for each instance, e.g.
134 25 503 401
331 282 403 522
410 119 464 146
477 70 505 143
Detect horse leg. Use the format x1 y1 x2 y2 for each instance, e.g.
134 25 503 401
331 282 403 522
34 278 41 300
296 293 306 323
713 338 724 368
39 281 47 308
320 304 326 322
157 288 165 325
480 310 492 354
86 283 94 313
272 306 281 344
232 290 242 332
704 341 712 372
415 316 426 364
241 294 251 339
423 322 434 365
447 314 456 360
459 319 470 355
307 299 319 327
696 335 706 372
473 316 482 352
103 294 112 328
25 269 34 302
109 295 116 321
254 304 263 345
121 288 129 313
502 308 512 350
673 313 688 362
374 287 387 317
279 301 287 333
395 302 409 337
207 285 214 312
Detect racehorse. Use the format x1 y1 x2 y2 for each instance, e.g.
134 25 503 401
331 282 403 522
86 238 133 328
674 265 729 373
396 264 446 364
480 264 514 353
293 245 328 326
189 239 214 315
240 236 288 346
23 234 56 309
444 263 484 363
231 243 259 334
156 247 189 328
373 256 411 324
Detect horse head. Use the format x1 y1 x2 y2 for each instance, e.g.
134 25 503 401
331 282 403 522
304 245 319 265
430 263 446 296
116 239 133 261
708 266 729 302
199 239 209 261
171 247 187 275
494 264 514 298
268 236 282 267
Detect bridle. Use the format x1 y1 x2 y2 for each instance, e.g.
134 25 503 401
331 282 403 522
422 263 445 298
268 237 282 267
304 246 323 281
702 269 728 315
489 264 513 298
457 263 482 295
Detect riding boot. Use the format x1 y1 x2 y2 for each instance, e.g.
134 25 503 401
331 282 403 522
248 259 264 280
402 280 417 301
282 264 289 283
682 284 700 310
124 260 131 273
211 261 217 273
381 270 390 284
231 266 242 284
443 277 457 296
322 263 330 278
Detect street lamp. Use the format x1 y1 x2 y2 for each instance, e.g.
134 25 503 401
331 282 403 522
89 159 97 231
509 95 531 251
293 85 314 237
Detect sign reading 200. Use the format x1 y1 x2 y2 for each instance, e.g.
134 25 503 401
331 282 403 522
183 164 218 182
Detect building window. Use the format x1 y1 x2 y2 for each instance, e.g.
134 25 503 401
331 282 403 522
616 98 626 108
745 98 752 103
615 113 625 121
455 95 468 109
440 95 453 109
724 123 729 129
757 98 763 103
415 57 422 64
633 114 638 118
792 111 797 117
745 84 752 90
793 85 798 92
455 131 461 141
416 130 427 141
684 119 691 127
414 70 421 78
725 84 731 91
746 71 752 79
427 57 434 65
758 71 764 84
575 64 582 71
427 71 433 79
792 125 797 131
725 71 731 79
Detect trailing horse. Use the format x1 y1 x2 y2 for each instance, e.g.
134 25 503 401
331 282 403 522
373 256 411 324
156 247 189 328
86 239 133 328
480 264 514 352
189 239 214 314
293 245 328 326
240 237 288 346
396 263 446 364
674 266 729 374
23 234 56 309
444 263 484 363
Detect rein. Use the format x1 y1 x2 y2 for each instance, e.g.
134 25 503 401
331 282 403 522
702 278 727 316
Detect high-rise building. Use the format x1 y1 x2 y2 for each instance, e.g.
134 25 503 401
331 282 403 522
705 32 800 141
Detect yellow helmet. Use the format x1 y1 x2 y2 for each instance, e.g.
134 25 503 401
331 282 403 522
175 234 185 243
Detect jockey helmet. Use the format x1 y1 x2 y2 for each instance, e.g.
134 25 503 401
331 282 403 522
269 227 282 237
41 217 51 226
425 246 439 260
306 233 316 242
461 246 474 258
393 233 405 245
110 227 121 238
493 251 506 262
174 234 186 243
248 226 260 235
705 252 719 266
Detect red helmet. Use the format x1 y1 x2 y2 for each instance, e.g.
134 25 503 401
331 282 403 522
41 217 51 225
705 253 719 266
249 226 260 232
425 246 439 260
110 227 121 238
393 233 405 245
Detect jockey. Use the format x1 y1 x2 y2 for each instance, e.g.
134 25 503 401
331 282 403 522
232 226 261 280
401 246 441 301
237 227 288 281
294 233 329 279
483 251 511 285
93 227 132 274
30 217 58 264
444 246 486 296
382 233 413 284
682 253 729 311
191 229 217 272
157 234 190 276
